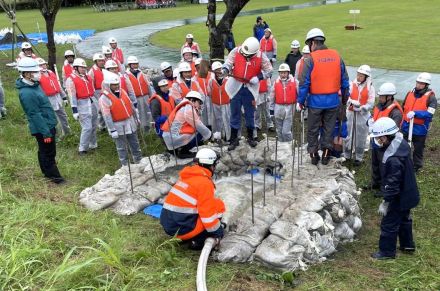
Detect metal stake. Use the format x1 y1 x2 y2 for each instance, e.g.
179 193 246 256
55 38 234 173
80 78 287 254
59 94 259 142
263 147 266 206
300 110 304 165
122 125 134 194
274 136 278 196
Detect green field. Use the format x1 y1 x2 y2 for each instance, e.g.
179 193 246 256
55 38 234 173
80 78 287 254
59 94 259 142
1 0 440 290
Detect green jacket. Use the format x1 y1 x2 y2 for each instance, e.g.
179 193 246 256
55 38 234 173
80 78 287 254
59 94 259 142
16 78 57 138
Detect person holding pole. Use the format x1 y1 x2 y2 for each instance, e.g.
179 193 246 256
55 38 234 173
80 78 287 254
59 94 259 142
344 65 375 166
99 72 142 166
401 72 437 173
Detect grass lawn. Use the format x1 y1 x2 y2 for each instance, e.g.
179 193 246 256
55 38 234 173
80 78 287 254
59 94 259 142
1 0 440 290
150 0 440 73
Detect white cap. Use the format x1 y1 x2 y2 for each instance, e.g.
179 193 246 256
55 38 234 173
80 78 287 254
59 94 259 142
195 58 202 66
36 58 46 65
186 33 194 39
185 90 204 103
416 72 431 85
290 40 300 48
195 148 218 165
278 63 290 72
73 58 87 67
102 46 112 55
93 53 105 61
21 42 32 49
305 28 325 43
182 47 192 56
302 45 310 54
264 28 272 33
178 62 192 73
357 65 371 77
158 79 169 87
211 61 223 71
378 82 397 96
160 61 172 71
105 59 118 69
64 50 75 57
104 71 120 85
240 37 260 55
108 37 117 44
17 58 40 72
370 117 399 138
126 56 139 65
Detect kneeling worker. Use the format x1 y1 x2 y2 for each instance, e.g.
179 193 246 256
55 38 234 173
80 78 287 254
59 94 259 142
160 148 226 250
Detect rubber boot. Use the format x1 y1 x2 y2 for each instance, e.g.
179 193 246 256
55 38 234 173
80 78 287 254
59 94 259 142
247 127 258 147
228 128 239 151
321 148 331 165
310 152 320 165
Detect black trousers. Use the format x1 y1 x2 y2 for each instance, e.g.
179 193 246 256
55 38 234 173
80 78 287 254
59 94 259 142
403 133 426 170
371 145 385 188
33 128 62 180
307 107 339 153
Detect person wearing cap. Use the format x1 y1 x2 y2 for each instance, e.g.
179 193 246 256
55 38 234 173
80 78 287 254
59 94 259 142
181 33 201 57
16 42 36 61
179 47 196 77
369 117 419 260
65 58 97 155
294 45 310 83
161 91 211 159
108 37 124 65
88 53 106 130
99 72 142 166
62 50 75 86
344 65 375 166
194 58 213 130
368 82 403 194
125 55 153 132
149 79 175 136
298 28 350 165
15 58 65 184
37 58 71 137
259 28 277 64
208 61 231 141
254 78 274 134
170 62 202 104
401 73 437 172
104 59 137 106
222 36 273 150
253 16 269 41
160 147 225 250
102 46 124 73
284 40 302 76
152 62 174 93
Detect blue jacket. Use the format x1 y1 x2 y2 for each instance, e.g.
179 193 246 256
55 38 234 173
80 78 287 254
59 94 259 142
380 133 420 210
16 78 57 138
253 22 269 41
401 89 437 136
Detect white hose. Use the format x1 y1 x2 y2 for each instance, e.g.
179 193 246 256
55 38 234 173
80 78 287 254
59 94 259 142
196 237 216 291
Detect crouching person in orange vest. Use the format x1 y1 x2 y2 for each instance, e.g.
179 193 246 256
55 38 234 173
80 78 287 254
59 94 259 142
99 72 142 166
160 148 226 250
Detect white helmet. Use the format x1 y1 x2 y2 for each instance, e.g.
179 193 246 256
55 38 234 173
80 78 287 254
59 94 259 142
370 117 399 138
36 58 46 65
278 63 290 72
186 33 194 39
290 40 300 49
108 37 117 44
377 82 397 96
302 45 310 54
240 37 260 56
182 47 192 56
195 148 218 165
264 28 272 34
102 46 112 55
105 59 118 69
104 71 120 85
126 56 139 65
73 58 87 68
158 79 169 87
178 62 192 73
211 61 223 71
185 90 204 103
160 61 172 71
17 58 40 72
194 58 202 66
305 28 325 42
357 64 371 77
93 53 105 61
173 68 179 78
416 72 431 85
64 50 75 57
21 42 32 49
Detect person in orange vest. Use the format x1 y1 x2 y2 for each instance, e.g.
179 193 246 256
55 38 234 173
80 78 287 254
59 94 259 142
102 46 124 73
160 147 225 250
344 65 375 166
149 79 176 136
99 72 142 166
194 58 213 130
255 78 274 135
88 53 106 130
125 55 153 132
298 28 350 165
170 62 202 104
179 47 196 76
65 58 97 155
367 82 403 195
62 50 75 87
222 36 273 150
16 42 37 62
104 59 137 106
152 61 174 93
208 61 231 141
108 37 124 65
259 28 277 64
37 58 71 137
294 45 310 83
162 91 211 159
401 73 437 172
181 33 201 57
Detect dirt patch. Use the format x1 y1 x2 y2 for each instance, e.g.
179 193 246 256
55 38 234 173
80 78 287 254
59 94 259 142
226 271 282 291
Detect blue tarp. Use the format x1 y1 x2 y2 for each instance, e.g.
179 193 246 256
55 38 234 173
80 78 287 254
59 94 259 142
0 29 95 51
143 204 163 219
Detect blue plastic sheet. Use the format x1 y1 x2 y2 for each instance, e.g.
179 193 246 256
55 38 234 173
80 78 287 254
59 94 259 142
143 204 163 219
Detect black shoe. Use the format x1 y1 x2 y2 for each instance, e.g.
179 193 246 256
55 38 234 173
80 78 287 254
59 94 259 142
78 151 87 156
321 149 331 165
399 247 416 254
310 152 320 165
228 128 239 151
50 177 66 184
371 252 395 260
354 160 362 167
247 138 258 147
189 239 204 251
246 127 258 148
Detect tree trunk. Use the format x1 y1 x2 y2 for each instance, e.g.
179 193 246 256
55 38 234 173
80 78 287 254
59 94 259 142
45 15 57 72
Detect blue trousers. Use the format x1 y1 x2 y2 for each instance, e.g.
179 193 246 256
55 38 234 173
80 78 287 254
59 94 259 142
230 86 255 130
379 201 415 257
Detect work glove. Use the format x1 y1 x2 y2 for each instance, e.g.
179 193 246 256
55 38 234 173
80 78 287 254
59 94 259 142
406 111 415 119
110 130 119 139
72 113 79 121
249 76 259 85
378 200 389 216
213 131 221 140
63 98 69 106
296 103 304 112
43 137 52 144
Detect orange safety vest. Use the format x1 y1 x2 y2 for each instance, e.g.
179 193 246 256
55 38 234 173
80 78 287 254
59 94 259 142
120 75 128 93
112 48 124 64
160 99 196 134
102 89 133 122
176 80 198 99
63 64 73 80
70 74 94 99
373 101 403 122
232 49 262 83
39 70 61 96
349 82 369 111
274 78 297 104
127 71 149 97
403 91 432 125
190 62 196 77
260 36 274 53
91 65 104 90
148 94 176 116
310 49 341 94
197 77 208 96
259 79 268 93
211 79 230 105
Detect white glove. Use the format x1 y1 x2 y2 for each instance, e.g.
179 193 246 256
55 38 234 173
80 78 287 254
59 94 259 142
249 76 259 85
271 58 277 63
407 111 415 119
110 130 119 139
378 200 389 216
213 131 221 140
349 99 361 108
63 99 69 106
72 113 79 121
296 103 304 112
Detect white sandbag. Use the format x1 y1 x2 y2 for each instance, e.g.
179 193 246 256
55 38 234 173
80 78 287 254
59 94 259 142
334 222 356 242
